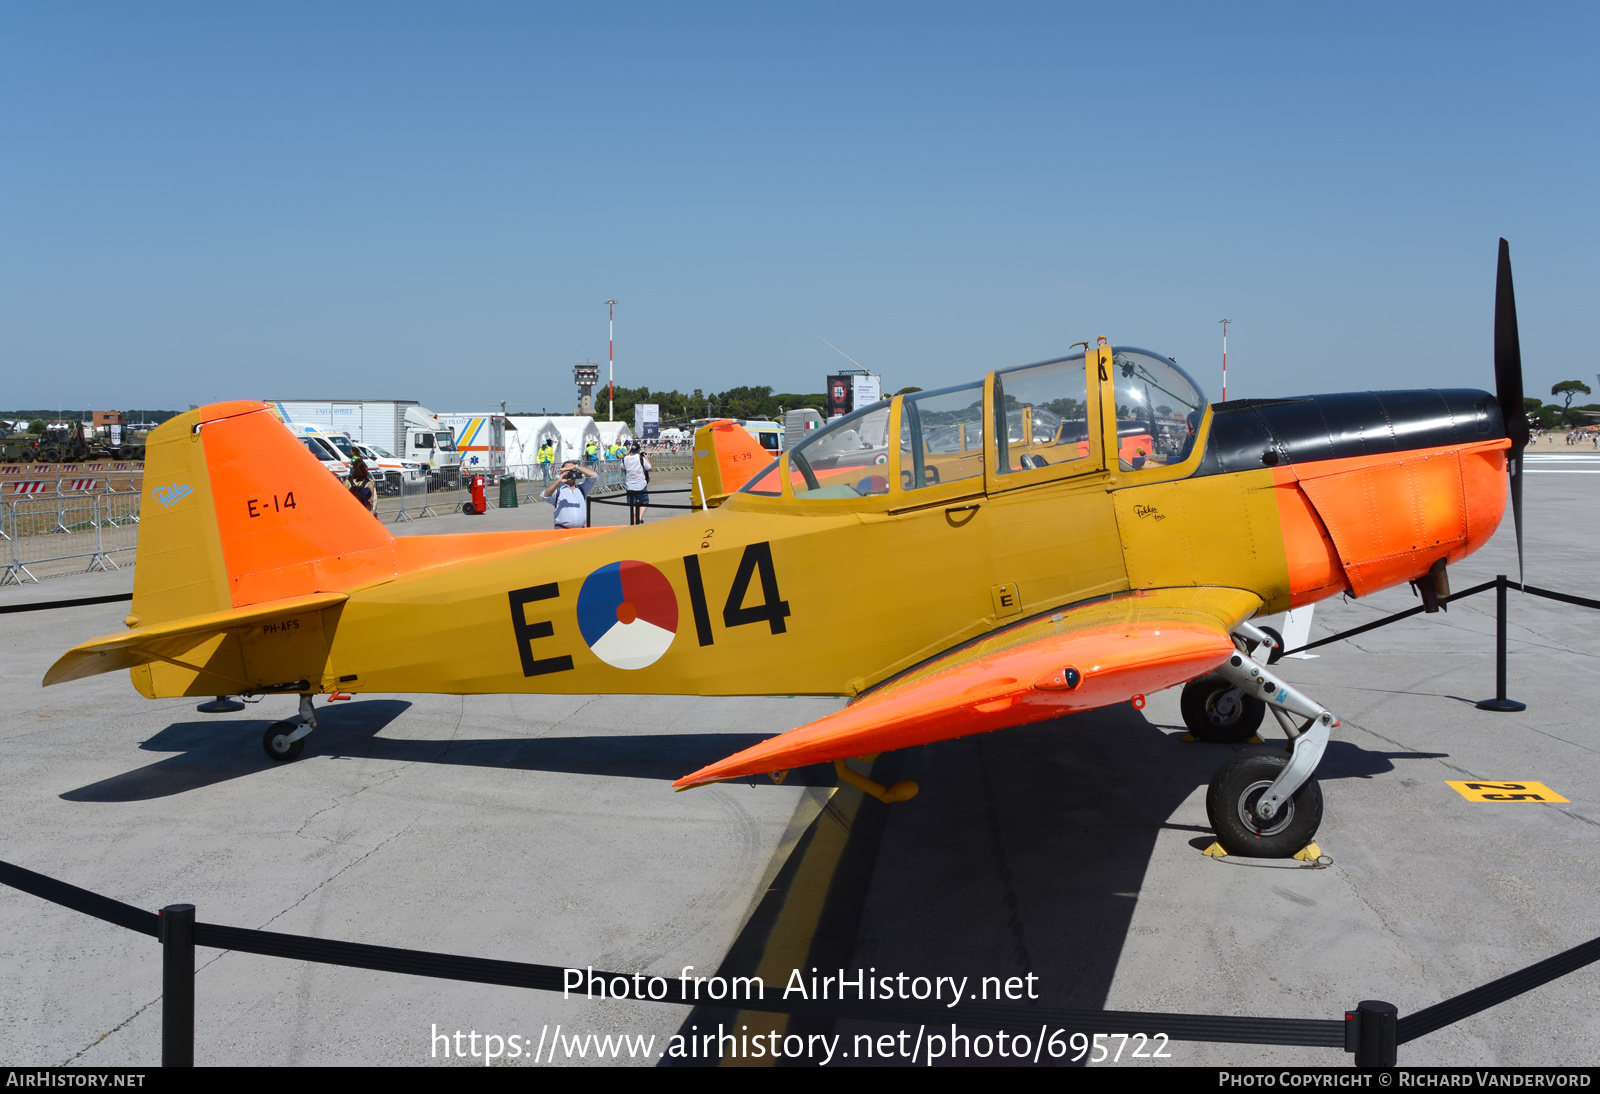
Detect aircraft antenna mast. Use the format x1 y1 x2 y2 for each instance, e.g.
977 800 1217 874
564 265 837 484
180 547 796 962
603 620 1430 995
1219 319 1231 402
606 299 618 422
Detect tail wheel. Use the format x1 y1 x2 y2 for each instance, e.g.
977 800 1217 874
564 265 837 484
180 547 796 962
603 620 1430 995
1180 675 1266 743
262 722 305 762
1206 748 1322 857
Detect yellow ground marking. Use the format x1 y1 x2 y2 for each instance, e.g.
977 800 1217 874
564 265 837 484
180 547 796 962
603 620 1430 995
724 776 874 1067
1447 780 1569 803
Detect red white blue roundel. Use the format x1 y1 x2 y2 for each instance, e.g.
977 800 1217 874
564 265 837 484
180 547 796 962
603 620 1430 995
576 561 679 670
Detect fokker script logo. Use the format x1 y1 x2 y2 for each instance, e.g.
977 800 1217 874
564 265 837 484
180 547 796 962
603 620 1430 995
153 483 194 508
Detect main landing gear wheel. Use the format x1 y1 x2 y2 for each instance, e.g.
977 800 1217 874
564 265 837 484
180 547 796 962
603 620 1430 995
1180 675 1266 743
1252 625 1285 665
1206 748 1323 858
263 721 305 762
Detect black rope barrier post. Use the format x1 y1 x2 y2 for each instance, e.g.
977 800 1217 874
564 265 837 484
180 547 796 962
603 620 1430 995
1476 575 1526 712
1349 1000 1398 1067
159 904 195 1067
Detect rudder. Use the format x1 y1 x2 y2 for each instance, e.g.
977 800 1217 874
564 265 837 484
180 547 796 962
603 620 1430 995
131 401 395 630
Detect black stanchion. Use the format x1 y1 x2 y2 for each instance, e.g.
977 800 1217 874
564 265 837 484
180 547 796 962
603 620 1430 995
1351 1000 1398 1066
1476 575 1526 712
6 857 1600 1065
159 904 195 1067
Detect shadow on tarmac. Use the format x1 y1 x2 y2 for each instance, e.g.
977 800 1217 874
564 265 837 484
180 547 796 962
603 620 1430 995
667 703 1448 1066
61 698 835 801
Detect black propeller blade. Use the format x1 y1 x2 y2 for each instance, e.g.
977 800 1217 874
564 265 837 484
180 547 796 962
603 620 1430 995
1494 238 1526 584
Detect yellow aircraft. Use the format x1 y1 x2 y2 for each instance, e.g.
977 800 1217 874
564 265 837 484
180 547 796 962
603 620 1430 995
45 242 1531 859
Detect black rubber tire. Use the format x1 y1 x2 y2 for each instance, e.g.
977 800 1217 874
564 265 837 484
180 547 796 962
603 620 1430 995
1180 675 1266 743
263 722 305 762
1255 625 1285 665
1206 748 1323 858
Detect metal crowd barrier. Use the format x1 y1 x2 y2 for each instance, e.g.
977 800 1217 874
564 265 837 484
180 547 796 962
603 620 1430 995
1278 574 1600 712
1 855 1597 1067
2 483 141 585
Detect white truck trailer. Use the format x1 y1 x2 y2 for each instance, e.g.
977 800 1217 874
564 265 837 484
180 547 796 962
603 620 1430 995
266 400 462 487
437 413 511 480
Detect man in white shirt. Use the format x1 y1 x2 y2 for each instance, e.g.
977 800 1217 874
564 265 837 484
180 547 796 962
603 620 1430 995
621 443 652 524
541 460 597 529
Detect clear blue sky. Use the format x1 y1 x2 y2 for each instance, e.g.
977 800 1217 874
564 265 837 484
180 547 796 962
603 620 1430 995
2 2 1595 413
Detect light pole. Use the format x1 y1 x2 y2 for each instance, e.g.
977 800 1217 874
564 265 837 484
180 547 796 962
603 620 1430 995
606 299 618 422
1219 319 1231 402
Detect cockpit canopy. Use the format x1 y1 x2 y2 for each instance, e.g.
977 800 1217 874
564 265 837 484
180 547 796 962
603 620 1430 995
745 347 1207 499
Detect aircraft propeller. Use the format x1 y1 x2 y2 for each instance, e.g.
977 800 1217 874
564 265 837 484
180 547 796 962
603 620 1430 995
1494 238 1528 585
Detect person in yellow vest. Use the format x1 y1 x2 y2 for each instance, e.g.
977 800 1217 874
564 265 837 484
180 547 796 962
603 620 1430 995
537 442 555 484
585 438 598 465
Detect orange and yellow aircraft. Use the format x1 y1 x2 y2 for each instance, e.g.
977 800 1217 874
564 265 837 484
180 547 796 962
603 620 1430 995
45 242 1531 859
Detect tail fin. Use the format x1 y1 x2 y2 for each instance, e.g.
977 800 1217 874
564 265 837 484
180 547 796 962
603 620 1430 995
689 420 773 507
53 401 609 696
131 401 394 629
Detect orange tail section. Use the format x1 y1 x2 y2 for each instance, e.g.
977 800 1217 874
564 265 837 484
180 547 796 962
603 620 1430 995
53 401 610 697
690 420 771 507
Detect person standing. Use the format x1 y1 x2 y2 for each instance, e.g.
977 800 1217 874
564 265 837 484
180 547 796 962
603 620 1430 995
585 438 598 466
541 460 597 529
537 441 555 484
347 458 378 515
621 442 652 524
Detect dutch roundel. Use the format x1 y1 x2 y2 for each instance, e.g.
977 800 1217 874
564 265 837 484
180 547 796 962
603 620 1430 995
576 561 679 670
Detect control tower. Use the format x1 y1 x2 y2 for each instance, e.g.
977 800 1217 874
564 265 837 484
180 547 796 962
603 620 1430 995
573 361 600 416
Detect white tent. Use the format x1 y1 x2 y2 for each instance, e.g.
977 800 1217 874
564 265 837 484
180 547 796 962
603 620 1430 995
504 416 571 475
505 416 546 465
596 421 635 452
545 416 603 465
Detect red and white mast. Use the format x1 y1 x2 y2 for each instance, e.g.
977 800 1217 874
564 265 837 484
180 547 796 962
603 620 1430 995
1219 318 1231 402
606 299 618 421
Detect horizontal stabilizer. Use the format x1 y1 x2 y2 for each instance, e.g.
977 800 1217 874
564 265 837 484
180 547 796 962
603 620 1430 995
43 592 347 686
674 587 1256 789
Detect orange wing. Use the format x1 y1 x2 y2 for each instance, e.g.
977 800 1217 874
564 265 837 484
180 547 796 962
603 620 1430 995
673 587 1260 789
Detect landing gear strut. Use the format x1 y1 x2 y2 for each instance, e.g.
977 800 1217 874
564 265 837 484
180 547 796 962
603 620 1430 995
263 694 318 763
1203 653 1339 857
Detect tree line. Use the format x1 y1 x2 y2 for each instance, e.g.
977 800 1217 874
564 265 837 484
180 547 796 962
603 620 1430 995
601 385 828 426
1527 380 1597 429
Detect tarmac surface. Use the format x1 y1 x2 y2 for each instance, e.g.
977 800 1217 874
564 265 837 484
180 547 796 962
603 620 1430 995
2 459 1598 1067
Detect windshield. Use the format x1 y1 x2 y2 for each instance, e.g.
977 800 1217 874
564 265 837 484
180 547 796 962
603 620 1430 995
785 401 892 498
300 436 340 462
322 434 354 457
1109 347 1207 469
